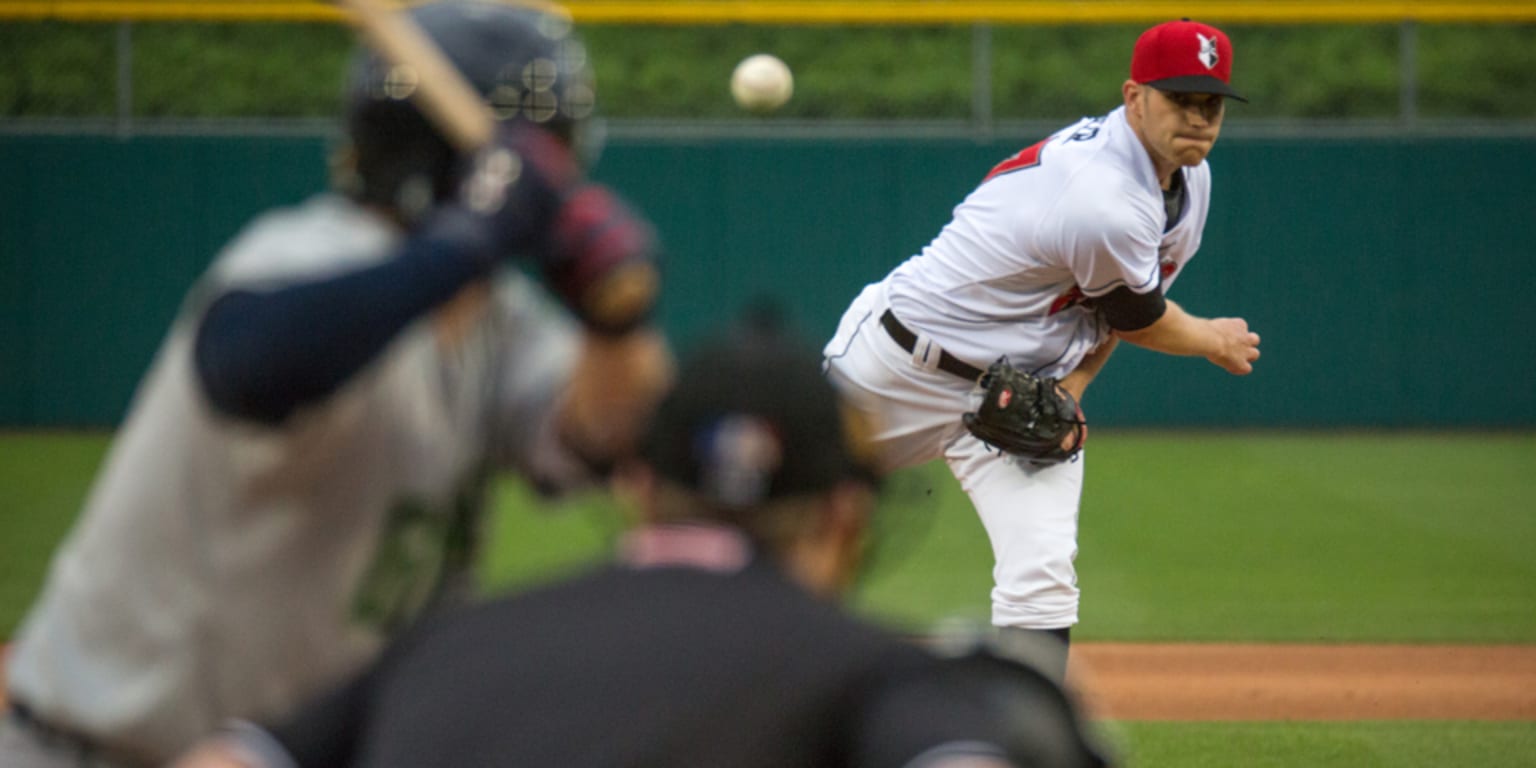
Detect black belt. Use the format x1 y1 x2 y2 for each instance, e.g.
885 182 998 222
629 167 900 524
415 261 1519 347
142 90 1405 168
879 309 985 382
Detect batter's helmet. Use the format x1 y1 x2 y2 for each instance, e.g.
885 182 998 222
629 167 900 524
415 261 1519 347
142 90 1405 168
339 0 599 220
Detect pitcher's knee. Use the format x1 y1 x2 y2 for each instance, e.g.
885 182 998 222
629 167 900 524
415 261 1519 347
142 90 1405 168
990 579 1078 628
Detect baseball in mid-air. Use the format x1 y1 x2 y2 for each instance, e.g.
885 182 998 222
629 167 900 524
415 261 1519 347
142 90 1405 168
730 53 794 113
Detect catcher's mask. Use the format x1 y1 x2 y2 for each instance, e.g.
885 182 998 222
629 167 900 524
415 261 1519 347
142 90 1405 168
338 0 600 221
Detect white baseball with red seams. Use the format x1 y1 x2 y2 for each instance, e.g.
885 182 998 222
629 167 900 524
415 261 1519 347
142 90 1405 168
823 104 1211 630
730 53 794 112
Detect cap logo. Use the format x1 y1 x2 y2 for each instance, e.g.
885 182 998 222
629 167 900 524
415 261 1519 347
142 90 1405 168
1197 32 1219 70
697 414 783 507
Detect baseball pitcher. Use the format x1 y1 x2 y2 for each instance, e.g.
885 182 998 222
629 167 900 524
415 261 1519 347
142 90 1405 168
823 19 1261 679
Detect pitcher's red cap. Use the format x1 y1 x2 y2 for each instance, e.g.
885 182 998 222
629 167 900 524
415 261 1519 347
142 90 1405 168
1132 19 1247 102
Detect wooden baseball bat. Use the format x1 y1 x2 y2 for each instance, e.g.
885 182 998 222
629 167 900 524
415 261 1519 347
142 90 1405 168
333 0 494 151
332 0 503 345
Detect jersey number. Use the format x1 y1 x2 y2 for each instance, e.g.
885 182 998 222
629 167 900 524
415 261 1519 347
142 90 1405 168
982 139 1046 182
982 118 1103 183
351 481 481 633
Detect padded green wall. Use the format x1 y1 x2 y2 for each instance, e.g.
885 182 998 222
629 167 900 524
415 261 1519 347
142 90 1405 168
3 133 1532 427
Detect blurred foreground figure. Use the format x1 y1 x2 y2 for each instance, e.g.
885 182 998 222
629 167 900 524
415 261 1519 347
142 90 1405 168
171 314 1112 768
1 3 669 766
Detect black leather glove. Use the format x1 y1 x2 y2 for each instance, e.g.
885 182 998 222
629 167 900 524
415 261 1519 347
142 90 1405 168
962 359 1086 465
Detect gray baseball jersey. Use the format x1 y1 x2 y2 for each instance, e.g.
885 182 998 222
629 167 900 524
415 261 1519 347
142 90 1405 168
6 193 582 765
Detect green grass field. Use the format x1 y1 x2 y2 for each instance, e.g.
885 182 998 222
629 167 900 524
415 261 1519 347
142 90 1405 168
3 429 1534 766
1111 721 1536 768
478 431 1536 643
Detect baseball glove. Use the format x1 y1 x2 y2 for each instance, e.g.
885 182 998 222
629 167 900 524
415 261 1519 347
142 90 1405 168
962 359 1086 465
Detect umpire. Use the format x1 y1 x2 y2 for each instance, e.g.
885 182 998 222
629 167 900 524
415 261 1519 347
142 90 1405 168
172 317 1112 768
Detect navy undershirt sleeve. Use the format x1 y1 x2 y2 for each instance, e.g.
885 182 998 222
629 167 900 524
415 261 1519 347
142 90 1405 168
193 225 492 425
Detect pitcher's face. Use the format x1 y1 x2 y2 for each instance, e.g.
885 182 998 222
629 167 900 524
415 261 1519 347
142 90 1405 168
1125 81 1225 176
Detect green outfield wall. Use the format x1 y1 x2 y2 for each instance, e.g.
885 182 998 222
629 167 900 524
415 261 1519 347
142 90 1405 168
2 132 1532 427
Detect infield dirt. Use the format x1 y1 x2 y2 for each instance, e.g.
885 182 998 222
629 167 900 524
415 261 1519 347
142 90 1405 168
1069 643 1536 720
3 644 1534 720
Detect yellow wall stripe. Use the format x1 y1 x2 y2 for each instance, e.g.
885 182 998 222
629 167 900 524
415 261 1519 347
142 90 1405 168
1 0 1533 24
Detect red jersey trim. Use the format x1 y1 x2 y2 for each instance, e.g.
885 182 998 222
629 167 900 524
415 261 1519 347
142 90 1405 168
983 138 1047 183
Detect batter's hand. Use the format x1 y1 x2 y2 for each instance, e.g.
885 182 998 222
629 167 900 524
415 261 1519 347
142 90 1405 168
558 327 675 471
544 184 660 335
1206 317 1261 375
453 123 580 257
466 125 660 335
415 124 577 276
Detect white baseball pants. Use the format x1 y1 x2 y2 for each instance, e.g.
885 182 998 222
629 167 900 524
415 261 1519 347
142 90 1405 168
824 283 1083 629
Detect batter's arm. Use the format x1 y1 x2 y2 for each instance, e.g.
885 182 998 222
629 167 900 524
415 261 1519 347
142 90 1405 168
555 327 675 476
1113 299 1261 375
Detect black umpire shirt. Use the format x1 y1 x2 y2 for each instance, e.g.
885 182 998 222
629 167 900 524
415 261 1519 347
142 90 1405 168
266 524 1034 768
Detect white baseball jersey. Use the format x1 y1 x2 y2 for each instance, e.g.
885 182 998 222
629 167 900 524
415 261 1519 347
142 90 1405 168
824 106 1213 630
886 105 1209 379
5 193 582 766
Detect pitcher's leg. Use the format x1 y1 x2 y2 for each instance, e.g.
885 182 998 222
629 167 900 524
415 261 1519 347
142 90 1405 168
994 626 1072 685
947 439 1085 633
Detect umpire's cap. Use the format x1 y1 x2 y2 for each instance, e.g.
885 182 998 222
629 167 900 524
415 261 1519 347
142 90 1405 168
640 308 878 508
